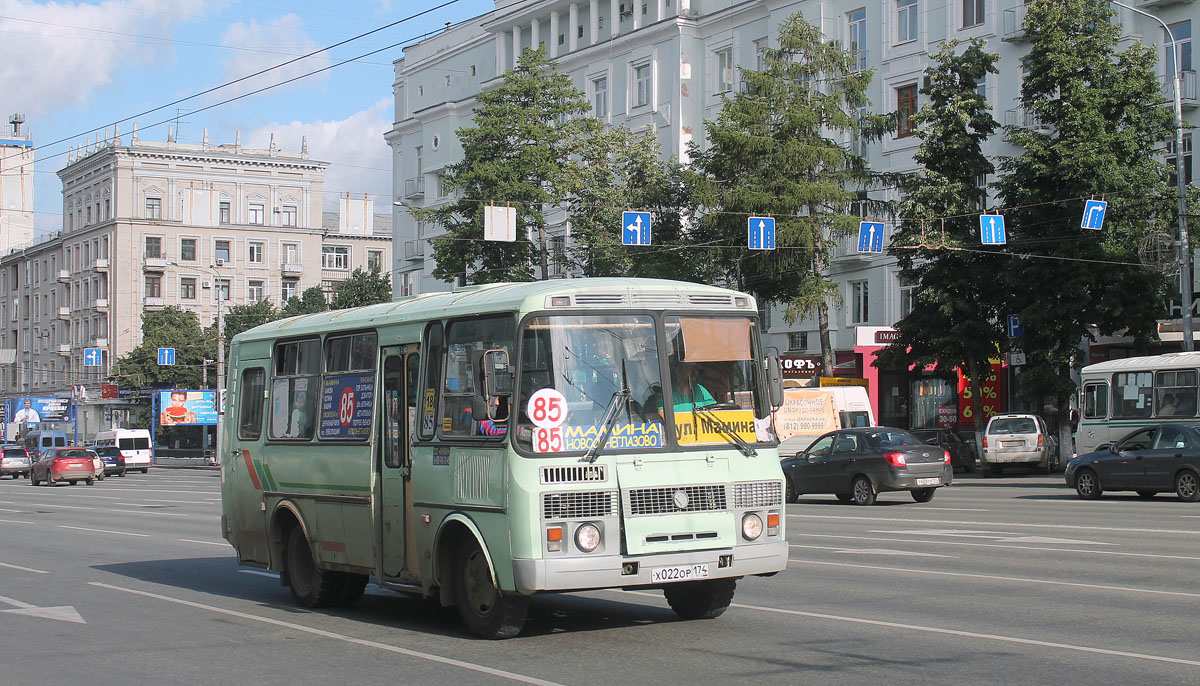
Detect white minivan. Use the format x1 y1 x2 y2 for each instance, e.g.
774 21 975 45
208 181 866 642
774 385 876 455
92 429 153 473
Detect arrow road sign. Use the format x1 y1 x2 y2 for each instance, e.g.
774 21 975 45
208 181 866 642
621 211 652 246
83 348 103 367
980 214 1007 245
1007 314 1024 338
857 221 885 253
157 347 176 366
748 216 776 250
0 593 85 624
1081 200 1107 230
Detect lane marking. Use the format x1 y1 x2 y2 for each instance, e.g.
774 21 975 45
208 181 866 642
58 526 148 537
788 513 1200 536
0 493 119 500
111 510 192 518
790 532 1200 562
911 507 990 512
0 561 48 574
0 593 86 623
879 528 1111 545
146 499 214 505
614 589 1200 668
0 500 92 510
178 539 229 547
0 518 33 525
238 569 279 578
0 507 27 513
786 555 1200 599
89 582 563 686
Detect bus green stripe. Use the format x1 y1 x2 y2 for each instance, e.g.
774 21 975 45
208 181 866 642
251 459 271 491
261 463 279 491
277 481 371 492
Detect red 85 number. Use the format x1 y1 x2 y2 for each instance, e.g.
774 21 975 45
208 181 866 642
534 427 564 453
528 389 567 429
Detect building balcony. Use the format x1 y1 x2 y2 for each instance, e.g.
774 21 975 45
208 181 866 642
143 297 165 310
94 338 108 347
92 298 109 312
1140 0 1193 7
57 306 70 320
404 239 425 260
1004 107 1051 131
832 233 872 262
57 344 71 356
92 258 109 272
1002 4 1028 42
281 262 303 276
143 256 168 270
57 269 70 283
404 177 425 198
1161 70 1198 110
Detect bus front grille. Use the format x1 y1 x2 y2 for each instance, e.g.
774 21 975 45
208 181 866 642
733 480 783 508
542 490 616 520
626 484 728 516
540 465 608 484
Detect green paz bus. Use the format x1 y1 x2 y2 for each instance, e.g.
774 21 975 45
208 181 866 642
221 278 788 638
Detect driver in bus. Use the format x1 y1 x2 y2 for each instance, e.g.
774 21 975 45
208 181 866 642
654 362 716 417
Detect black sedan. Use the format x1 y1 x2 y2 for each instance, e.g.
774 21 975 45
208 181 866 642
782 427 953 505
912 428 977 473
1065 424 1200 502
92 446 127 477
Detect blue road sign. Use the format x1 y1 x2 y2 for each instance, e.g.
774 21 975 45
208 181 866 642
857 221 885 253
980 214 1007 245
158 347 176 366
748 216 776 250
1081 200 1107 230
83 348 104 367
1007 315 1024 338
621 211 652 246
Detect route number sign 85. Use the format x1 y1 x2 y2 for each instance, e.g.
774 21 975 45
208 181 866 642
527 388 567 429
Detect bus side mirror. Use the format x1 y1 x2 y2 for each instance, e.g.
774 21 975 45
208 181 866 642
766 355 784 409
473 349 513 421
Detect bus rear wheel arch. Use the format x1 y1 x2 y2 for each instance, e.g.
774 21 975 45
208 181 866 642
452 536 528 639
283 525 342 608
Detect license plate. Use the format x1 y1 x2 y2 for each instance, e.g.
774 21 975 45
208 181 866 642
651 564 710 583
916 478 940 487
1001 441 1023 447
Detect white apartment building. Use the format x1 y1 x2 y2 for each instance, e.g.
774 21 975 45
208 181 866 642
0 113 35 257
388 0 1196 426
1 128 392 439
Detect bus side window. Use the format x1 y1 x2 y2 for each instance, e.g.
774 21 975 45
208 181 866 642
269 339 320 440
238 367 266 440
1082 382 1108 418
418 322 444 441
440 316 515 438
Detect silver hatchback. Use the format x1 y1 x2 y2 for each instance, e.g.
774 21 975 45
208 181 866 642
982 414 1058 475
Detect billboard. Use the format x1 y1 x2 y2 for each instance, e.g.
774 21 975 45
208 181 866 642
319 373 375 440
158 390 219 426
6 397 74 423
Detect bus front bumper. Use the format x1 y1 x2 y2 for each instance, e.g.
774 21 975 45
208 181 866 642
512 540 788 593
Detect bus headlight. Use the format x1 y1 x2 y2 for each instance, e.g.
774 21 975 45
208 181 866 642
742 513 763 541
575 523 601 553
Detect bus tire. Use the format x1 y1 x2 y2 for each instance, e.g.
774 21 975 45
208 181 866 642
454 537 528 639
337 572 368 608
284 525 341 608
663 578 737 620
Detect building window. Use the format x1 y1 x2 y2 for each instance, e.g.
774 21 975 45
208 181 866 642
248 280 265 302
897 84 918 137
180 238 197 262
322 246 350 270
86 205 92 225
634 62 651 107
849 9 867 72
321 279 338 302
593 76 608 117
282 243 299 266
144 236 162 259
897 0 918 43
282 279 298 301
851 281 869 323
899 276 917 317
248 242 265 265
215 278 231 302
249 203 265 225
787 332 808 352
219 201 231 224
145 197 162 219
1167 21 1193 76
1167 133 1194 186
550 236 567 277
754 38 768 72
104 199 110 220
367 250 383 271
280 205 297 227
963 0 984 28
181 277 197 300
215 240 231 264
435 173 446 198
716 48 734 93
145 275 162 298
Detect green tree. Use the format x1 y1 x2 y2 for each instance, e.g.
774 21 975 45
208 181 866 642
110 307 214 391
690 13 893 371
221 299 279 345
280 286 329 318
878 38 1002 445
413 46 608 283
330 266 392 310
995 0 1185 452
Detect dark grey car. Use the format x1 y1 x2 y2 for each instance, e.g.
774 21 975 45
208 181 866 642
781 428 953 505
1065 424 1200 502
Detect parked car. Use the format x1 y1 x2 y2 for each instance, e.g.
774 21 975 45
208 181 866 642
91 446 127 477
30 447 97 486
0 445 32 479
981 413 1058 475
1065 424 1200 502
781 427 953 505
912 428 977 473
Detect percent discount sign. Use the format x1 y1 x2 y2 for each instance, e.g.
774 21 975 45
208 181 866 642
957 360 1007 427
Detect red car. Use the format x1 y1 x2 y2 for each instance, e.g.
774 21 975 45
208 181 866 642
31 447 97 486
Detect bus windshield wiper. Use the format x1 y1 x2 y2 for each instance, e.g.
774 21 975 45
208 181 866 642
692 405 757 457
583 362 631 464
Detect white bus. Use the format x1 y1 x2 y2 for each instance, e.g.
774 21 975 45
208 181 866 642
1077 352 1200 454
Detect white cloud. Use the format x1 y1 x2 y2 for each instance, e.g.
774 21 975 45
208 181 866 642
246 99 392 210
0 0 214 117
218 14 329 96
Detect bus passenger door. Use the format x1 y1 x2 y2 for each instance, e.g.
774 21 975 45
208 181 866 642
380 348 417 582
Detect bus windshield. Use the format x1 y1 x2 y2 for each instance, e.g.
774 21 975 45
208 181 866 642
516 314 663 455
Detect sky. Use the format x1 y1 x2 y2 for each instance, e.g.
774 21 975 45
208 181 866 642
0 0 496 237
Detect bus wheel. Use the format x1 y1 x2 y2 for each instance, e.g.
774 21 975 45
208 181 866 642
454 537 528 639
337 573 368 608
284 526 340 608
663 578 737 620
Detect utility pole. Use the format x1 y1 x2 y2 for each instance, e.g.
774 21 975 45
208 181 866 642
210 265 226 466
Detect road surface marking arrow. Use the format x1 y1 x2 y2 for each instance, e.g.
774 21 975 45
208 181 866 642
0 594 85 623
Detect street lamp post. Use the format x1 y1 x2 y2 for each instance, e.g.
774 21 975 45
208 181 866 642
1110 0 1193 350
212 266 226 466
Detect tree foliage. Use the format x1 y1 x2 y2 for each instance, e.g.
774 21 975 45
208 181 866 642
281 287 330 318
221 299 278 345
111 307 214 390
330 267 392 310
690 12 893 371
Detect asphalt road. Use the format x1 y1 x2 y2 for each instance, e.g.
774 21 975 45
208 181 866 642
0 468 1197 686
